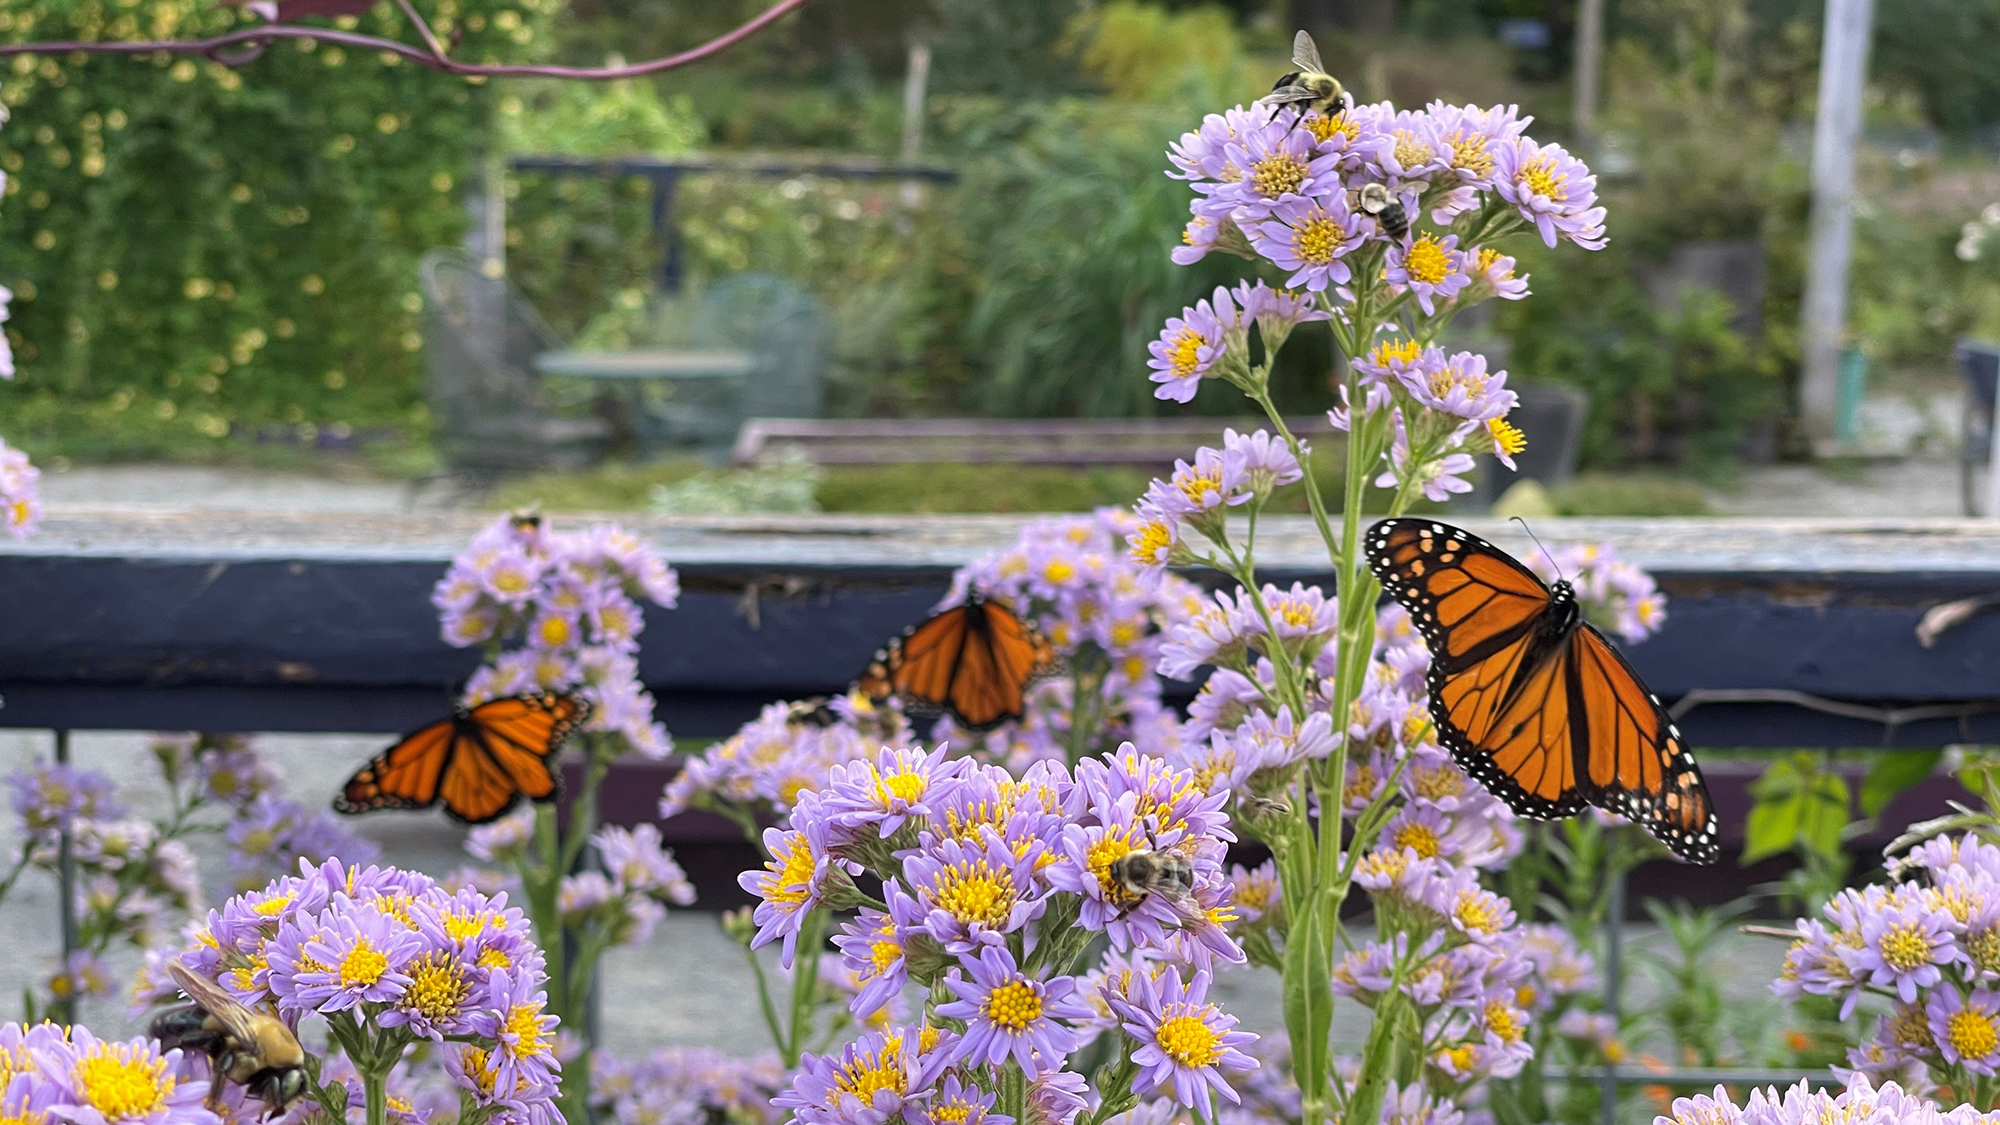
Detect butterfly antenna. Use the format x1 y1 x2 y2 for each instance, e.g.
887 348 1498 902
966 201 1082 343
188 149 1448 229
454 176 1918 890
1510 517 1564 581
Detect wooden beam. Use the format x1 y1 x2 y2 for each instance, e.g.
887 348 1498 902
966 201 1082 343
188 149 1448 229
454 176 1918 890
1799 0 1877 444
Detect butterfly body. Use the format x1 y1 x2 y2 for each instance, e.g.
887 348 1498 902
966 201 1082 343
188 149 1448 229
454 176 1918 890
1365 518 1718 864
334 692 587 825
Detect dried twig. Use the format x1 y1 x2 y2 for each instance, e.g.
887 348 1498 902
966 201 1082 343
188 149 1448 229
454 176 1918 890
0 0 810 80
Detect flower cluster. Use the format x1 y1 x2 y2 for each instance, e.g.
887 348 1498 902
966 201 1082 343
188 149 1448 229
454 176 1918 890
592 1049 788 1125
1654 1072 2000 1125
662 693 913 823
462 812 696 949
1524 542 1668 644
433 514 680 758
941 509 1205 764
163 858 562 1125
1774 834 2000 1089
743 745 1260 1122
0 1020 220 1125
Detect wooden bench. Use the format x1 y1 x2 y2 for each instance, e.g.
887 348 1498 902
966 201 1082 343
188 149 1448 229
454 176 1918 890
730 416 1342 467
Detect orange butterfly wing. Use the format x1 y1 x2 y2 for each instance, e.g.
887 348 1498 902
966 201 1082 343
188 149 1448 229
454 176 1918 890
1367 518 1718 864
855 598 1056 730
335 693 587 826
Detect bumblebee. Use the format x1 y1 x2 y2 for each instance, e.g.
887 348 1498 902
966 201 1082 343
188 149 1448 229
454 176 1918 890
1107 829 1198 919
150 961 308 1118
1265 31 1351 119
784 696 839 730
1356 183 1409 240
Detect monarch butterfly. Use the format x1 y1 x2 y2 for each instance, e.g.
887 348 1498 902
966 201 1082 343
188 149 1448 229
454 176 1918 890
333 693 589 825
1365 518 1718 864
855 595 1059 731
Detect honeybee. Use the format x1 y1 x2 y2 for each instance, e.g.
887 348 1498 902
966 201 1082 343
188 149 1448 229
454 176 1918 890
1108 829 1197 919
149 961 308 1118
1356 183 1409 240
1236 793 1292 819
1265 31 1351 119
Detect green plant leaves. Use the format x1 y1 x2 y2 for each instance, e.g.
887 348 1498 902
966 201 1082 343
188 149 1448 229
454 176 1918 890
1861 748 1942 818
1741 751 1851 865
1281 891 1331 1110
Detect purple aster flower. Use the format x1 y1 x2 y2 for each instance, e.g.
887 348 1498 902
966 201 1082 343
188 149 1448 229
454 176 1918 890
10 763 120 836
1230 282 1330 357
1126 510 1184 570
774 1026 948 1125
377 940 480 1040
1220 429 1303 499
467 970 563 1100
1258 583 1335 654
48 952 113 1004
831 884 928 1020
1929 985 2000 1075
1846 898 1960 1005
1248 194 1366 292
1158 590 1259 679
1211 115 1344 219
292 900 424 1013
467 810 536 863
1383 232 1471 315
1467 246 1530 302
1494 139 1607 250
1225 861 1281 925
1182 669 1264 746
1232 706 1335 773
1147 289 1243 404
0 440 40 538
594 823 695 904
1376 415 1479 504
904 833 1046 955
1397 350 1516 423
738 805 854 967
1110 966 1258 1118
31 1028 218 1125
1166 106 1261 185
909 1074 1010 1125
193 745 280 807
1025 1069 1090 1125
1381 1081 1466 1125
936 946 1091 1073
1424 101 1529 192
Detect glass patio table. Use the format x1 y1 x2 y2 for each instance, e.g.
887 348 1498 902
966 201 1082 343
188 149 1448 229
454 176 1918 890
532 347 758 455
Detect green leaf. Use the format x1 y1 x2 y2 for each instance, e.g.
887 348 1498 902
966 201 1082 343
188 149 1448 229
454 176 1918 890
1798 771 1852 860
1280 892 1330 1107
1346 991 1405 1125
1741 787 1802 865
1862 749 1942 818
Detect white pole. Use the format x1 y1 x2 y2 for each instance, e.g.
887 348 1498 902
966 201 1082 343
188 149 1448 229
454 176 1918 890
1573 0 1605 142
898 40 931 212
1798 0 1875 446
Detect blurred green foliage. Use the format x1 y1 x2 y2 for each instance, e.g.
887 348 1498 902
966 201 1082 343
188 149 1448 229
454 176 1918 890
0 0 549 459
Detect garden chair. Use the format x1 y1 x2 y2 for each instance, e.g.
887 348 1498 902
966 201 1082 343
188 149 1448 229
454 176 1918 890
418 248 612 475
1957 339 2000 516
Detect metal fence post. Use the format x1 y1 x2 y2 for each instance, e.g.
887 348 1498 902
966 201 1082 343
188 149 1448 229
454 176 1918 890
52 729 78 1025
1601 869 1626 1125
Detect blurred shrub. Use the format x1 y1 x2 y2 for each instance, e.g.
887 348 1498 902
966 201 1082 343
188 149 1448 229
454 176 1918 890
0 0 548 459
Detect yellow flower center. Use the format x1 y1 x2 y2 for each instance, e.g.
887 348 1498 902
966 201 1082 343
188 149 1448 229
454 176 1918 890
1292 211 1343 264
1488 418 1527 456
1950 1007 1999 1060
1175 468 1226 507
1250 153 1307 198
6 501 30 530
76 1044 174 1121
1357 848 1410 882
489 569 532 597
869 938 902 976
252 895 293 917
1392 822 1440 859
1370 338 1422 368
1155 1013 1223 1068
1518 155 1568 201
1440 1045 1475 1073
1044 559 1076 585
459 1047 498 1098
444 908 497 943
1888 1003 1936 1049
933 863 1017 927
339 939 389 987
1474 247 1508 277
873 766 926 806
1970 928 2000 973
504 1002 552 1057
984 980 1044 1032
1182 218 1210 247
833 1034 906 1103
1130 521 1174 565
1165 327 1208 378
1879 923 1933 972
1454 891 1504 935
1306 111 1358 144
1448 132 1494 177
934 1103 971 1125
1403 234 1453 286
1087 832 1140 902
1428 362 1487 402
756 835 818 905
400 951 471 1022
1275 600 1317 629
1344 765 1378 805
1392 129 1433 170
1483 1000 1524 1044
477 948 512 972
537 616 571 647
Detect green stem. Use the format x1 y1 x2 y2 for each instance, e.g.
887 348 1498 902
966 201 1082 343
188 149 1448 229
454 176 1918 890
784 908 829 1067
363 1069 387 1125
528 804 565 1020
